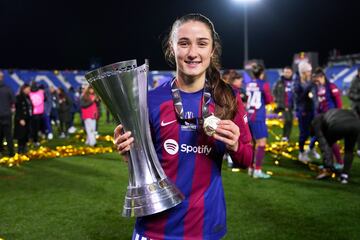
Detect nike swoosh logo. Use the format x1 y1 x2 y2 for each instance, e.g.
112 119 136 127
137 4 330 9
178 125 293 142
161 119 177 127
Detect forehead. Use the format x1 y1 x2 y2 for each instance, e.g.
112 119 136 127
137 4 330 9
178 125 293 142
173 20 212 40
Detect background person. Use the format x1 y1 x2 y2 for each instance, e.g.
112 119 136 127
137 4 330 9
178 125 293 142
0 70 15 157
272 66 295 141
311 109 360 183
80 86 98 147
14 84 32 154
245 63 273 179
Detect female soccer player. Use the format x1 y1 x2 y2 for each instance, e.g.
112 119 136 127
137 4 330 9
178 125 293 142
245 63 273 179
114 13 253 240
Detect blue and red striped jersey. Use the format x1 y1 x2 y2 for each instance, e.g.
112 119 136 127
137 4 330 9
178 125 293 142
134 81 253 240
284 79 294 109
316 82 342 113
245 79 273 122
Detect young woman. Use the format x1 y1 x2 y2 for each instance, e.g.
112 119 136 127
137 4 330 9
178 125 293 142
114 13 253 240
80 86 98 147
57 88 72 138
245 63 273 179
14 84 32 154
312 67 343 170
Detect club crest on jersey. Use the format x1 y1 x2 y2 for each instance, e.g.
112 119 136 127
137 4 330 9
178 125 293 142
243 114 248 124
182 111 197 131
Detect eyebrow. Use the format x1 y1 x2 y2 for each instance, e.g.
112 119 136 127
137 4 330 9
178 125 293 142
178 37 210 41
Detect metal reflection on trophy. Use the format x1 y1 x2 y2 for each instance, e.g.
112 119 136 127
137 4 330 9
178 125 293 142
85 59 184 217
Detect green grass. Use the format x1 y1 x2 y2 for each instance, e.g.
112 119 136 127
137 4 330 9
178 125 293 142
1 102 360 240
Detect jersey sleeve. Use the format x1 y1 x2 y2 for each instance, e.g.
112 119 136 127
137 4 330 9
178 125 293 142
330 83 342 108
228 94 253 168
263 82 274 105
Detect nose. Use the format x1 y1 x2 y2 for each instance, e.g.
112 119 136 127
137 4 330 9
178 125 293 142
187 45 198 60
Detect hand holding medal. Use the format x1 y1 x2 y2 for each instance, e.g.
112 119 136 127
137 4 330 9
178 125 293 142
211 119 240 152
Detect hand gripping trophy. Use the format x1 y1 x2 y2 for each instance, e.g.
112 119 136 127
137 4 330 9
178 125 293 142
85 59 184 217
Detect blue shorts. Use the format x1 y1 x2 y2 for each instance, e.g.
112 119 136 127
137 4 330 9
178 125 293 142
249 121 268 140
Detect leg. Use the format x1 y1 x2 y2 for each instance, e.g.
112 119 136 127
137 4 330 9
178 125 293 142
283 109 293 140
4 118 14 156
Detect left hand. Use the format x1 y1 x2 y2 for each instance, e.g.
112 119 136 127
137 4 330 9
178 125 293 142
213 120 240 152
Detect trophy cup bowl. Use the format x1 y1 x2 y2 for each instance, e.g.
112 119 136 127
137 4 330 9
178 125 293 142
85 59 184 217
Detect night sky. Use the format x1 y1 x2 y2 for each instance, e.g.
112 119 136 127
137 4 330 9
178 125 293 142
1 0 359 70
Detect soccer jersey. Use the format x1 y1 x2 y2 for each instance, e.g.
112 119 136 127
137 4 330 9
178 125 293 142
245 79 273 122
284 79 294 109
316 82 342 113
133 81 253 240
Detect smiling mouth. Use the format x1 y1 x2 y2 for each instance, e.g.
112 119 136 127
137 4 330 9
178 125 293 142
185 60 201 65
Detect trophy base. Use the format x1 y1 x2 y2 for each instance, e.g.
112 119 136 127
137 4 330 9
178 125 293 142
122 178 184 217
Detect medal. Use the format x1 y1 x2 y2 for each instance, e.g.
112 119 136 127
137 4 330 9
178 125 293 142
203 115 221 136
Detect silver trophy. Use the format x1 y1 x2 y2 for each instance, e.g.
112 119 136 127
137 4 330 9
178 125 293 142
85 59 184 217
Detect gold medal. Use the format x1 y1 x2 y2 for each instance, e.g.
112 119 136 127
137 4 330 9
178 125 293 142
203 115 221 136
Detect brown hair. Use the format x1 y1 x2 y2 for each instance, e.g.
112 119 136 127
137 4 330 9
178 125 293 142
81 85 93 102
163 13 237 120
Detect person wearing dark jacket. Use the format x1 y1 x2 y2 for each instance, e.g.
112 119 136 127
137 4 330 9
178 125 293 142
273 66 295 141
311 109 360 183
14 84 32 154
0 70 15 157
347 67 360 156
293 61 320 163
57 88 72 138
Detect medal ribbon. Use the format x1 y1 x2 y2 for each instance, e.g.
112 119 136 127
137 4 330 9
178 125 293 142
170 78 212 126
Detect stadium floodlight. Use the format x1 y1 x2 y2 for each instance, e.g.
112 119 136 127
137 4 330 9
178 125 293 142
232 0 259 3
232 0 261 65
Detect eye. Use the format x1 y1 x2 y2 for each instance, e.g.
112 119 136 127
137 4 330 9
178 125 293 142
198 41 208 47
178 41 189 47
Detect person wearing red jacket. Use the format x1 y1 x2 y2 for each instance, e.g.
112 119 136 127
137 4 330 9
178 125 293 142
80 86 98 147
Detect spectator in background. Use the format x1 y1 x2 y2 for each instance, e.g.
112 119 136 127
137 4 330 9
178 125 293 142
57 88 72 138
293 61 320 163
14 84 32 154
272 66 295 141
228 71 247 104
0 70 15 157
312 67 344 169
347 67 360 156
49 85 60 129
42 84 54 140
311 109 360 183
80 86 98 147
67 86 80 134
245 63 273 179
29 81 45 147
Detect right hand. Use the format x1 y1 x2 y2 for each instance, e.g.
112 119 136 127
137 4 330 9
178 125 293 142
114 124 134 155
20 119 26 126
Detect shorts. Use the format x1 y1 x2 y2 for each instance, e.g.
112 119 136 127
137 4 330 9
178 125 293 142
249 121 268 140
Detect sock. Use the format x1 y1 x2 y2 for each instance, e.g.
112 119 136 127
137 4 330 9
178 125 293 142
332 144 343 164
255 146 265 170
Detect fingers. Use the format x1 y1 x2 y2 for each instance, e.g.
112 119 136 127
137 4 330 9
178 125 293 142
213 120 240 151
113 124 123 139
114 124 134 155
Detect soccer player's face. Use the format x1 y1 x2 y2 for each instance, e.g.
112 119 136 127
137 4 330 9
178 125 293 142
171 21 213 81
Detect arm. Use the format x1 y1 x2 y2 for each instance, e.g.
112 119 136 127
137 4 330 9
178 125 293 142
330 83 342 109
263 82 274 105
312 114 333 168
214 95 253 169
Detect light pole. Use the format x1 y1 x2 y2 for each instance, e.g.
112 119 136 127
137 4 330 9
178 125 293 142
232 0 260 65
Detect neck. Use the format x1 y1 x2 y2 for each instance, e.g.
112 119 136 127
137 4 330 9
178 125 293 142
176 72 206 93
